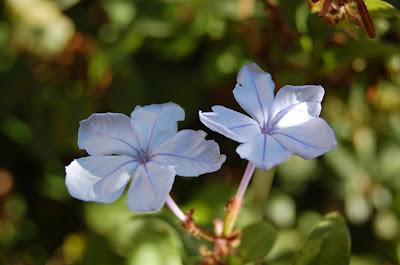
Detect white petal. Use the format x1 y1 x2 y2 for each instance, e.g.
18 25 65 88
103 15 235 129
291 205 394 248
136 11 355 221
236 133 291 170
233 63 275 125
151 129 226 177
126 162 175 212
271 102 321 129
130 102 185 152
65 156 139 203
271 118 337 159
269 85 324 127
199 106 261 143
78 113 139 156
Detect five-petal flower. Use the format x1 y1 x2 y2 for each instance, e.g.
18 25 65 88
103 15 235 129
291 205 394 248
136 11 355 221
199 63 336 169
65 102 226 212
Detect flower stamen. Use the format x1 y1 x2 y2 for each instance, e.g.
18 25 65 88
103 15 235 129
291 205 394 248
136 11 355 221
261 124 272 135
138 150 150 164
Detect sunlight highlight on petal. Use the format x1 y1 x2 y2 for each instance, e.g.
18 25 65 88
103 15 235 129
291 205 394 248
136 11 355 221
65 156 138 203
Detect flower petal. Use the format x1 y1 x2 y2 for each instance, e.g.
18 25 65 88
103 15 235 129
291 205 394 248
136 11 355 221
269 85 324 127
272 118 336 159
126 162 175 212
233 63 275 125
271 102 322 129
151 129 226 177
65 156 139 203
199 106 261 143
236 133 291 170
130 102 185 152
78 113 139 156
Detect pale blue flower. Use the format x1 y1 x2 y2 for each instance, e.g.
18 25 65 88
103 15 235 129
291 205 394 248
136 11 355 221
199 63 336 170
66 102 226 212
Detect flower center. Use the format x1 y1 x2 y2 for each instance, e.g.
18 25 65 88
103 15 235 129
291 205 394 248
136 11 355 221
138 150 150 164
261 124 272 135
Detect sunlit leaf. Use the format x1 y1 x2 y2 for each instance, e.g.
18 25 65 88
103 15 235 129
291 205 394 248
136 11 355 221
365 0 400 16
239 221 278 262
294 212 351 265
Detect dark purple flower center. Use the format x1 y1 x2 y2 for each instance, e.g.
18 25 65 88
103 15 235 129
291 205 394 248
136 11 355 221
261 124 272 135
138 150 150 164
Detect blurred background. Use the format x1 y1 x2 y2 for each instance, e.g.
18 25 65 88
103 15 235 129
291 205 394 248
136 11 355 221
0 0 400 264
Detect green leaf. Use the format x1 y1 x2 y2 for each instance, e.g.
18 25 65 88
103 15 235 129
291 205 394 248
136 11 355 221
226 255 243 265
382 0 400 10
125 218 183 265
294 212 351 265
239 221 278 262
365 0 400 16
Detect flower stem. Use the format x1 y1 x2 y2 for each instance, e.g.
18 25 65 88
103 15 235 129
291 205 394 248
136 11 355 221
223 162 256 236
236 162 256 199
165 194 215 242
165 195 186 222
182 210 216 242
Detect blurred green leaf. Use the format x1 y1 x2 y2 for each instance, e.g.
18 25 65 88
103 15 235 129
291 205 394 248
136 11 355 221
350 255 384 265
0 115 32 144
345 194 372 224
373 81 400 111
84 195 135 239
40 174 69 200
227 255 243 265
266 229 303 265
239 221 278 262
325 145 365 180
373 210 399 240
294 212 351 265
184 182 234 224
55 0 81 10
297 212 322 236
102 0 136 27
278 156 317 194
378 145 400 181
365 0 400 16
125 218 183 265
134 215 202 264
353 127 376 171
295 3 309 34
265 192 296 228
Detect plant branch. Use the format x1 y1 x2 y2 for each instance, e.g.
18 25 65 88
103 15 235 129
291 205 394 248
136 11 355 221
165 195 216 242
